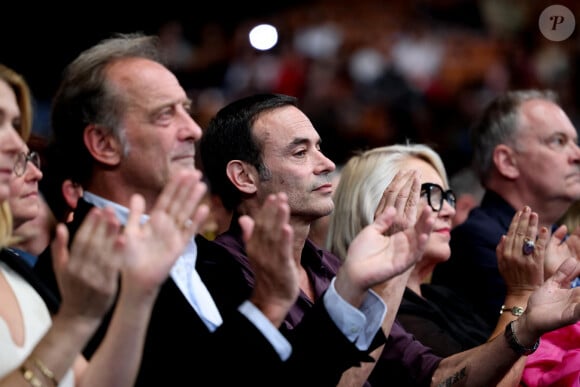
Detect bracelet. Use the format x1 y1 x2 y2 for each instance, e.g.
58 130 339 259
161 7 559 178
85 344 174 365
33 357 58 386
20 365 43 387
500 305 524 317
504 320 540 356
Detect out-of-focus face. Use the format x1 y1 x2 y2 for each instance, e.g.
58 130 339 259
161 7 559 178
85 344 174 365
515 99 580 205
108 58 203 203
0 79 27 201
252 105 336 222
12 194 55 256
406 158 455 263
9 148 43 228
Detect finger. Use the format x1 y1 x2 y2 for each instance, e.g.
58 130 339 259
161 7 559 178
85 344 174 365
554 224 570 242
504 208 523 254
414 205 435 236
405 171 421 213
51 223 70 275
514 206 532 249
240 215 255 244
372 206 397 234
167 170 199 226
376 170 409 216
392 170 416 211
496 235 507 261
69 207 102 260
126 194 146 233
176 177 208 236
550 257 580 285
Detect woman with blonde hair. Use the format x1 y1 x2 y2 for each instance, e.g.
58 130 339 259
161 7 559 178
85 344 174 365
327 143 557 385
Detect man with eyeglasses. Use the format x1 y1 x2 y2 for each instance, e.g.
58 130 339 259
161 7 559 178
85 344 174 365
432 89 580 336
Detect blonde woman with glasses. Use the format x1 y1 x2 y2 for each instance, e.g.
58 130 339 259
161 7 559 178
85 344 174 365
326 143 580 386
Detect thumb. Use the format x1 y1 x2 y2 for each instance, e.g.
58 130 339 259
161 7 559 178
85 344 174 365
239 215 255 244
373 206 396 233
550 257 580 286
51 223 70 274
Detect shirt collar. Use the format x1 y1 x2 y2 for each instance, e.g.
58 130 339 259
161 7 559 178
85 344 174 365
82 191 149 225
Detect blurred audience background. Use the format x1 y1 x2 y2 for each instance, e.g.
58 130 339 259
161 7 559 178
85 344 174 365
3 0 580 178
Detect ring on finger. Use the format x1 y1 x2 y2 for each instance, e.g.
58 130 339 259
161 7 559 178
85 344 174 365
522 237 535 256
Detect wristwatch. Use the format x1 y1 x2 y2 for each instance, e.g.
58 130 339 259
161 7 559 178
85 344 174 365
500 305 524 316
504 320 540 356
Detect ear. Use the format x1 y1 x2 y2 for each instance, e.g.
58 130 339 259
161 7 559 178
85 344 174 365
226 160 257 194
83 124 122 166
493 144 519 179
62 179 83 210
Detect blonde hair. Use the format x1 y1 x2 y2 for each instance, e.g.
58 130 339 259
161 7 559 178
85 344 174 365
0 63 33 141
327 143 448 260
0 64 33 247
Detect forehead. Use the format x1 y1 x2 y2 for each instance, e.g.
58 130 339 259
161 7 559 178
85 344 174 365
519 99 576 138
0 79 19 115
253 105 320 149
107 57 187 108
403 157 444 186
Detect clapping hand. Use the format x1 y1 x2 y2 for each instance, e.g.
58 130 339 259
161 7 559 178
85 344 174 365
335 204 435 307
374 170 421 236
496 206 546 295
118 169 209 298
241 193 298 328
52 206 121 320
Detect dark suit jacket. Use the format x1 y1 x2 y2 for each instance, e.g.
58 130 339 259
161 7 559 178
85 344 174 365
430 190 515 332
34 198 377 386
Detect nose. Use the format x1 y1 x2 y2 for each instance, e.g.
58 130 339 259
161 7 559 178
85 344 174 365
440 198 456 218
570 141 580 163
178 106 203 142
25 162 43 181
315 149 336 175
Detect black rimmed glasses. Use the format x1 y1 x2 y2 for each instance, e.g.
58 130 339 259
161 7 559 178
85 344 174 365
420 183 456 212
13 151 41 177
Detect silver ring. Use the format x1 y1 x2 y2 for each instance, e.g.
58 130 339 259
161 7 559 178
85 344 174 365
522 238 535 256
183 219 193 229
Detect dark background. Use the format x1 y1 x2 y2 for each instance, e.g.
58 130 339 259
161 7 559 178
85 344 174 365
0 2 303 101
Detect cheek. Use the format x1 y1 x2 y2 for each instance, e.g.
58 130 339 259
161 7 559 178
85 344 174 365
426 234 451 261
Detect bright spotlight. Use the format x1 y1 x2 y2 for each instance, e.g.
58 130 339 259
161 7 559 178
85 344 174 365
249 24 278 51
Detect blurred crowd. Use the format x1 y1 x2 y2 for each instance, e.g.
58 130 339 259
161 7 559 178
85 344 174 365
27 0 580 174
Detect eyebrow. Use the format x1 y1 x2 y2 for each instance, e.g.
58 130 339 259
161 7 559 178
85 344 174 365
287 136 321 148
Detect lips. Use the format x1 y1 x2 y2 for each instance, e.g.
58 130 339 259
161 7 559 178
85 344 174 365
313 183 333 192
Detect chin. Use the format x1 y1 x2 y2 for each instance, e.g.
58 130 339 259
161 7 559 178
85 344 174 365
424 245 451 262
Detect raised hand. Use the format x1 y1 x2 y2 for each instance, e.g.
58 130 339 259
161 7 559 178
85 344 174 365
545 224 580 280
522 257 580 336
240 193 298 328
374 170 421 236
52 206 121 320
118 169 209 296
335 204 435 307
496 206 546 294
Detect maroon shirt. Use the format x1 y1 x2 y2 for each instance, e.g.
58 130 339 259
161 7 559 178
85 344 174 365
208 217 442 387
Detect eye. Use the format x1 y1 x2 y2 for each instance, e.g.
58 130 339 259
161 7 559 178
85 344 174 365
548 134 567 147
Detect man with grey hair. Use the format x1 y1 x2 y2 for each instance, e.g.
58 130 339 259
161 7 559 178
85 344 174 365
432 89 580 334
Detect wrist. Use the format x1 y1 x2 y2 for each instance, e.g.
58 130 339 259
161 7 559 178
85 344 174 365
504 320 540 356
500 304 525 317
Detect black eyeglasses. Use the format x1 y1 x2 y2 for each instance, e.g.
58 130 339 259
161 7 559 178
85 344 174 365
13 151 41 177
420 183 456 212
